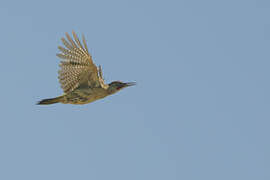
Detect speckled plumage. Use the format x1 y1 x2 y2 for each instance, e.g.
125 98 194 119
57 31 106 93
37 31 135 105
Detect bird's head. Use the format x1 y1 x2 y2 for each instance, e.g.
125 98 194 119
107 81 136 94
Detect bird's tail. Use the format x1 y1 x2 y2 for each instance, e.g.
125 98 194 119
37 95 64 105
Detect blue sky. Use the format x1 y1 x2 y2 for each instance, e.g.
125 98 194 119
0 0 269 179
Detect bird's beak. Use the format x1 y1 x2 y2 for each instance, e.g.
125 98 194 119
125 82 136 87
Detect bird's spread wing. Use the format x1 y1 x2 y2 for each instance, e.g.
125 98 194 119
57 31 101 93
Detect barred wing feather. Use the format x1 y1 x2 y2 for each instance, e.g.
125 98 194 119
57 31 100 93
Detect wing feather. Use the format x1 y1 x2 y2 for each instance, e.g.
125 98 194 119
61 38 73 51
82 34 89 54
57 32 100 93
65 32 77 49
72 31 84 51
98 65 108 89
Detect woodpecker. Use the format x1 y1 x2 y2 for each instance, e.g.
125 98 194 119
37 31 135 105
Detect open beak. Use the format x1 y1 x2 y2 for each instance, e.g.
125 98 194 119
125 82 136 87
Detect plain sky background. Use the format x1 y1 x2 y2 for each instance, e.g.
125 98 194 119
0 0 269 179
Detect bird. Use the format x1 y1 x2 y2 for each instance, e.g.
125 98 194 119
37 31 135 105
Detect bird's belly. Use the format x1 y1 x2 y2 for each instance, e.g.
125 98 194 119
63 88 108 105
